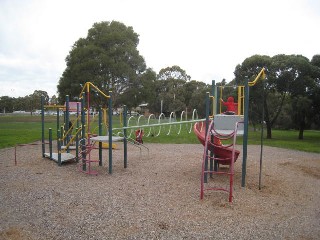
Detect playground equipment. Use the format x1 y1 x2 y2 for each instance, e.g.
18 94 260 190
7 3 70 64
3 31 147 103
135 129 144 144
39 67 265 197
113 109 202 138
194 120 243 202
194 67 266 202
41 82 121 175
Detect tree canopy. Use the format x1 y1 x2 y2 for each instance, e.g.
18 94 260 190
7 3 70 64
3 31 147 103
57 21 146 104
235 54 320 139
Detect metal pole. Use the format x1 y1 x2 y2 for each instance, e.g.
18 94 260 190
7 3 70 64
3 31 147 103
242 77 250 187
41 95 45 157
210 81 215 175
216 86 220 115
76 103 80 162
86 83 90 142
211 80 218 172
81 92 86 172
66 95 70 153
259 80 265 190
57 107 60 139
204 92 210 183
112 118 206 131
108 91 113 174
60 126 64 146
49 128 52 160
211 80 215 116
75 127 79 162
123 105 128 168
58 130 62 166
98 107 102 166
15 146 17 166
63 110 66 146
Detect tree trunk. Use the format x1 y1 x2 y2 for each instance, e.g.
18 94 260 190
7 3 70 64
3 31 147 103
298 127 304 140
298 119 305 140
264 98 272 139
266 122 272 139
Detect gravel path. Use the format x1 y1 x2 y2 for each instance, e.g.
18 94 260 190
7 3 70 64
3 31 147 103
0 143 319 239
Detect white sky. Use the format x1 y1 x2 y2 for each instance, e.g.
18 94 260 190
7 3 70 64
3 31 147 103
0 0 319 98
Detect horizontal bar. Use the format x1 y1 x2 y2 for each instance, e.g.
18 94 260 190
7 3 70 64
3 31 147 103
112 118 206 131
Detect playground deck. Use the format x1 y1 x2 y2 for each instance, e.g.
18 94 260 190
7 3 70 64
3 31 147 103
44 152 76 163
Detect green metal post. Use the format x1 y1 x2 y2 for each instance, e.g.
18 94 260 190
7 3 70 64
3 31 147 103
108 92 113 174
98 107 102 166
242 78 250 187
49 128 52 159
123 105 128 168
41 96 45 157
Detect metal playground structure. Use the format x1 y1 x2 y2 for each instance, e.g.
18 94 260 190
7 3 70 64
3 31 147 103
40 68 266 201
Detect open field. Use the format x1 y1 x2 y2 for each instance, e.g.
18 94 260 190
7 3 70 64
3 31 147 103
1 114 320 153
0 142 319 239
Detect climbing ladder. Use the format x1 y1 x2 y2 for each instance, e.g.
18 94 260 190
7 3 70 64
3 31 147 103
200 120 243 202
77 136 99 175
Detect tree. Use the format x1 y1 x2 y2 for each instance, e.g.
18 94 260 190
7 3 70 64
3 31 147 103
148 66 191 115
28 90 49 114
187 81 210 117
118 68 156 110
235 54 318 139
157 65 191 81
310 55 320 129
234 55 275 138
50 95 58 105
57 21 146 105
278 55 315 139
0 96 14 113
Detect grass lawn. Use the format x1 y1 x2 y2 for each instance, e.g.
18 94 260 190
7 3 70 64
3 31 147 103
0 114 319 153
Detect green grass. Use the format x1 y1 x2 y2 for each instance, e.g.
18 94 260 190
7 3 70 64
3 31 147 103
245 129 320 153
0 115 56 148
0 115 319 153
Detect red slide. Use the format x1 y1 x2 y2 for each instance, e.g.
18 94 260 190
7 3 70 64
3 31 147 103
193 121 240 165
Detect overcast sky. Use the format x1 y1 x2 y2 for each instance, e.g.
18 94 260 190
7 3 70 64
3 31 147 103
1 0 319 98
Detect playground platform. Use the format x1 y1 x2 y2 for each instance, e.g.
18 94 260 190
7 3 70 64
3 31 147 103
44 153 76 163
89 136 124 142
213 114 244 135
